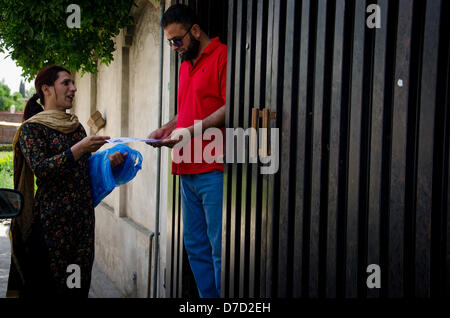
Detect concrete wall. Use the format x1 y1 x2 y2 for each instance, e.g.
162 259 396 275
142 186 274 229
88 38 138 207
72 0 172 298
127 0 159 233
72 73 92 129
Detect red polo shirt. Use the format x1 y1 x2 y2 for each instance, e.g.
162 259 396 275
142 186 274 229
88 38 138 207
172 37 227 175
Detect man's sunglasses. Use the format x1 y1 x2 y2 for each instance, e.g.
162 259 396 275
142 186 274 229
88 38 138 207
167 24 193 47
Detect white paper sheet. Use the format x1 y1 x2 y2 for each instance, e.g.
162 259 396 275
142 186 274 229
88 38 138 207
106 137 161 144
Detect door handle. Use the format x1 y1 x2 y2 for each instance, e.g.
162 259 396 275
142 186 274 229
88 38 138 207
251 108 259 158
251 107 276 158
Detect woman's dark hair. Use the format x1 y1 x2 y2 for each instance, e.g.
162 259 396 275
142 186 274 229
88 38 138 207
161 4 200 30
23 65 71 121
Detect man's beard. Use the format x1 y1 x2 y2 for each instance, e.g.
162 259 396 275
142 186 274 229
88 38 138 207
180 33 200 62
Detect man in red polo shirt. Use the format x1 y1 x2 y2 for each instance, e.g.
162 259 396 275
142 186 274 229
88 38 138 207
146 4 226 298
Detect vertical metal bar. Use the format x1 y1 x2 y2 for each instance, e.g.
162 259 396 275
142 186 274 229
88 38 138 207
238 0 254 298
250 109 259 158
388 0 413 298
221 170 231 294
249 108 261 298
293 0 311 298
429 0 450 296
238 0 248 297
221 0 237 298
253 0 267 118
228 118 239 298
434 3 450 295
326 0 345 299
172 176 178 297
358 0 377 297
229 0 246 297
254 0 268 298
267 0 285 297
366 0 389 299
292 0 311 299
166 174 174 297
166 7 177 299
243 0 258 298
172 175 178 297
151 0 165 299
166 0 180 299
147 232 155 297
263 0 275 297
377 0 400 298
177 177 183 297
414 0 441 297
221 166 232 298
345 0 366 298
239 167 248 298
309 0 327 298
277 0 297 298
447 89 450 297
259 109 269 158
446 28 450 297
173 176 180 297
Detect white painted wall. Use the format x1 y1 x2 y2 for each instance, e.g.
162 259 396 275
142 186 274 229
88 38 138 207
72 0 172 298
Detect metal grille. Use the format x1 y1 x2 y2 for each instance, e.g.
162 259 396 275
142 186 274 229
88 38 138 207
222 0 450 298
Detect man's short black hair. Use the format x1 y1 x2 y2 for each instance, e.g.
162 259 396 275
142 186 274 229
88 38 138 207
161 4 200 30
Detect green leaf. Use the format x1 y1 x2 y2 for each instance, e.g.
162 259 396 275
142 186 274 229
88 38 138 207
0 0 136 78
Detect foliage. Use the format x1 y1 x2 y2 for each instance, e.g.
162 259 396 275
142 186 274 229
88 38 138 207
0 0 136 79
25 86 36 99
19 80 25 97
0 151 13 189
0 144 13 152
0 151 37 192
0 81 25 111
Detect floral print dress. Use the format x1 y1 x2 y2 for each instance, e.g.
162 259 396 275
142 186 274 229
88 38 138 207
19 122 94 294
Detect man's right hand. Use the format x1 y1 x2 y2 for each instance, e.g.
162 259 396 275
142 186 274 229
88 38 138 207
146 127 172 147
146 115 179 148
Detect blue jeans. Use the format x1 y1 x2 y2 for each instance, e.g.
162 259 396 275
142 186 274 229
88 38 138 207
180 171 223 298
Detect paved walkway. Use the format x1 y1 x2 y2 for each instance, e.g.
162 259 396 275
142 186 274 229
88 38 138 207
0 219 122 298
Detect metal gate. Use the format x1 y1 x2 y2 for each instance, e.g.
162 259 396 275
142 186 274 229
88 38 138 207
222 0 450 298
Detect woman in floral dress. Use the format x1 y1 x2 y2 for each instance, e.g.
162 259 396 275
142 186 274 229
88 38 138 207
7 65 126 298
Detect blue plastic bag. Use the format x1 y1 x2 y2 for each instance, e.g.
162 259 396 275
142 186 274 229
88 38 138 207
88 144 143 207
